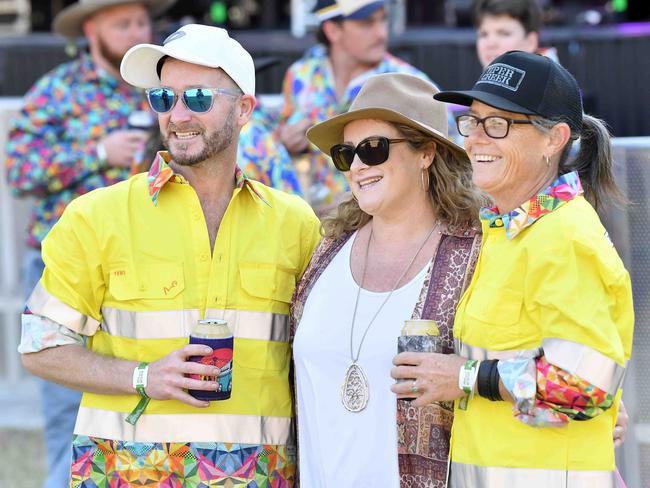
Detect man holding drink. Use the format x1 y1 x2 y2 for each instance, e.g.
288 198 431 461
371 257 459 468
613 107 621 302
18 24 320 485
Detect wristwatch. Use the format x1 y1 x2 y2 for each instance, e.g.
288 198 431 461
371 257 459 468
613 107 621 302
96 141 107 164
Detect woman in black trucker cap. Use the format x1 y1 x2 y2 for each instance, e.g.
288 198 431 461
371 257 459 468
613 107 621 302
391 50 634 487
290 72 483 487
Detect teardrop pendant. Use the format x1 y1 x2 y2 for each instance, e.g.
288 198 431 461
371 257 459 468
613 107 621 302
341 362 369 412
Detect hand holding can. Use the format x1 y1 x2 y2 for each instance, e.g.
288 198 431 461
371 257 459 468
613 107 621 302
396 319 442 390
188 319 233 401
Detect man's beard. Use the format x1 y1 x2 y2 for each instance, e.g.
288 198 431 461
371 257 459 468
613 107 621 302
163 103 237 166
97 34 126 72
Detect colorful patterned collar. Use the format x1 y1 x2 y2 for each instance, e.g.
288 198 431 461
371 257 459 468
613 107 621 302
146 151 270 207
480 171 583 239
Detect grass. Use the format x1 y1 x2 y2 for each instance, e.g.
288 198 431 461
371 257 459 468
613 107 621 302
0 429 45 488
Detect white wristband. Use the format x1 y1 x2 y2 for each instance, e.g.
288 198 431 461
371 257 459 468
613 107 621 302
97 141 107 163
132 362 149 392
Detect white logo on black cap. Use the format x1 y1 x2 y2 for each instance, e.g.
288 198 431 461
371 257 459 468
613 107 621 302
164 30 186 45
478 63 526 91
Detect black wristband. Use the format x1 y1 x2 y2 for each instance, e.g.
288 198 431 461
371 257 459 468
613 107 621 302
488 360 503 401
476 359 496 399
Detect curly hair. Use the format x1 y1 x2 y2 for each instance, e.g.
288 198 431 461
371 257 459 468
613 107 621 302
322 122 485 239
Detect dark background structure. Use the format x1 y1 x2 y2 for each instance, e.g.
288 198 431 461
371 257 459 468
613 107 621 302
1 25 649 137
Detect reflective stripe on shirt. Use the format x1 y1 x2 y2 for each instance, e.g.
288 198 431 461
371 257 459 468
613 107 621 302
542 338 626 395
450 461 616 488
75 406 292 445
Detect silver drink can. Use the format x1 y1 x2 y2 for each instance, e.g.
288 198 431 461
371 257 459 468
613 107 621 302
397 319 442 354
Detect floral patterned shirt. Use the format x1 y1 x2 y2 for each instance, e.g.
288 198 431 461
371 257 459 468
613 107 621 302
5 53 148 248
238 106 302 195
279 44 435 207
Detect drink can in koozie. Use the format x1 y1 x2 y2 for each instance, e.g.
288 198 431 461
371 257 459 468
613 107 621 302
188 319 233 401
397 319 442 387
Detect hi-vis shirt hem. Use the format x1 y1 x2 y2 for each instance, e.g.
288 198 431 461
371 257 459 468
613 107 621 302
74 406 292 445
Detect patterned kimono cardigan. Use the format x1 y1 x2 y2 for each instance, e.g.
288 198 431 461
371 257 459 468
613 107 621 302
290 227 481 488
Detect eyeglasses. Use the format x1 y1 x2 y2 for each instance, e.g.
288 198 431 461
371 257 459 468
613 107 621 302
330 136 407 172
146 87 241 114
456 114 534 139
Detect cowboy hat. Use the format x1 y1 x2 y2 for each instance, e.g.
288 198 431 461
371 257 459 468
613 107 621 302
307 73 467 163
53 0 176 38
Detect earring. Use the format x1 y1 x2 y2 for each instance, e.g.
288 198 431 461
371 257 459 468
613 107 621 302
543 155 551 167
421 168 430 192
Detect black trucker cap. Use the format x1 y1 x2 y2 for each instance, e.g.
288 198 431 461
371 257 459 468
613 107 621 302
434 50 583 137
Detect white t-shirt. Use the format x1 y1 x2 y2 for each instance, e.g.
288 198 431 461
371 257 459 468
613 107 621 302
293 233 429 488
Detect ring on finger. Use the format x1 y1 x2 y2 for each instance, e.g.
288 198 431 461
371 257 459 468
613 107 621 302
411 381 419 394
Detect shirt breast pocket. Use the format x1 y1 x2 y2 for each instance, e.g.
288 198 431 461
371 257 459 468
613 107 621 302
239 263 296 306
465 284 524 344
107 263 185 305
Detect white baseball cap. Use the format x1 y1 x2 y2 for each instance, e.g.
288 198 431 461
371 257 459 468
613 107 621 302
120 24 255 95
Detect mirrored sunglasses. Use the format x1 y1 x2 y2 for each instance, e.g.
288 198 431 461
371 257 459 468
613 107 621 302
146 87 241 114
330 136 407 172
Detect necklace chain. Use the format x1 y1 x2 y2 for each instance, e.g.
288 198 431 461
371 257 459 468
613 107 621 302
349 222 439 364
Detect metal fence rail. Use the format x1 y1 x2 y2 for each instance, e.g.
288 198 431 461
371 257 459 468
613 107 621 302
605 138 650 488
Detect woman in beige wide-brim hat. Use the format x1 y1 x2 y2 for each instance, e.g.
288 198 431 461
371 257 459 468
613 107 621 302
53 0 176 38
290 72 484 487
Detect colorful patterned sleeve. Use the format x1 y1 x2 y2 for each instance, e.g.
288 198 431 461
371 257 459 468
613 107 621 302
18 307 84 353
237 110 302 195
498 355 614 427
5 70 106 197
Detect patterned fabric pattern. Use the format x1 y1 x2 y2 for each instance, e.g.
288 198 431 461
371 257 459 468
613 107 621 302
71 435 295 487
479 171 583 239
289 226 481 488
238 107 302 195
147 152 176 205
279 44 433 206
17 307 83 353
499 356 614 428
5 54 148 248
146 151 270 207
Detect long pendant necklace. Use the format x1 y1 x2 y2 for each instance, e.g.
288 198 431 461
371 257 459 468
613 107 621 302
341 222 439 412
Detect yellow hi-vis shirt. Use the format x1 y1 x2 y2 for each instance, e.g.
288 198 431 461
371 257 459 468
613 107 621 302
451 193 633 487
27 156 321 472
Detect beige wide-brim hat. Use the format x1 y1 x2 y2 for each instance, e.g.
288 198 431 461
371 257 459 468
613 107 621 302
53 0 177 38
307 72 468 164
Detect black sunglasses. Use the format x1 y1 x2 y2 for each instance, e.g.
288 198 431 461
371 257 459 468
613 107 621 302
146 86 241 114
330 136 407 172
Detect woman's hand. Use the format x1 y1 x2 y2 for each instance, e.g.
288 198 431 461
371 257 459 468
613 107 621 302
614 399 629 448
391 352 467 407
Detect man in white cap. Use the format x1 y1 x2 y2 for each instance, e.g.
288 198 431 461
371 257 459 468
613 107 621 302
278 0 436 213
19 23 320 486
6 2 173 487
